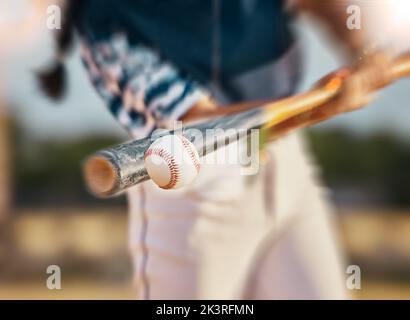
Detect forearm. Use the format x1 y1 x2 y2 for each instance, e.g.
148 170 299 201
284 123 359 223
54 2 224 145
180 97 270 123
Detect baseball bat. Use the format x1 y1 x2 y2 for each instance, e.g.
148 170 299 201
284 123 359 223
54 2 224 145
84 52 410 197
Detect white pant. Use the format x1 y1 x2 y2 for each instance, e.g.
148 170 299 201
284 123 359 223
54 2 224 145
127 133 349 299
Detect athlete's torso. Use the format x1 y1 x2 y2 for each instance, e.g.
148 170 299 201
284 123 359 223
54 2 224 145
78 0 295 84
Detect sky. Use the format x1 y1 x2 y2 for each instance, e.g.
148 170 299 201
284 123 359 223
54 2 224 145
2 3 410 142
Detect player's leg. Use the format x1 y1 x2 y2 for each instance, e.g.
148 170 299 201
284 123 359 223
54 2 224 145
240 133 348 299
242 189 348 299
127 140 270 299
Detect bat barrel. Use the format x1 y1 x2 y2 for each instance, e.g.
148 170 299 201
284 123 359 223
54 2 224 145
83 137 152 197
83 155 120 197
83 110 261 197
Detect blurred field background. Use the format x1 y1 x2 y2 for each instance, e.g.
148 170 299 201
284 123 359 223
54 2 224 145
0 133 409 300
0 1 409 299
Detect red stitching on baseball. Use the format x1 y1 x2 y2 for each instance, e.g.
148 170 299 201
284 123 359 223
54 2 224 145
180 136 201 173
144 147 180 189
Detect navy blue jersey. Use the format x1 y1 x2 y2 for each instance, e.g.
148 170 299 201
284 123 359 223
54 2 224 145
78 1 297 137
79 0 295 84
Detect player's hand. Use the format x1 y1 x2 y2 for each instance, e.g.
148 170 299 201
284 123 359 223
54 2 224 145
340 52 393 110
314 52 394 119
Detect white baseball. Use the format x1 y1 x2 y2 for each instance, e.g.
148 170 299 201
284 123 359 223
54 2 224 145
144 135 201 189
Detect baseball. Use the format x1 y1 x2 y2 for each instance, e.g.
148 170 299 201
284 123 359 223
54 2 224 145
144 135 201 189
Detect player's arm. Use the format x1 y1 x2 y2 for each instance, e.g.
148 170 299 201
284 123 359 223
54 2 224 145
181 98 270 122
81 41 215 136
182 0 369 123
183 0 387 124
288 0 368 57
